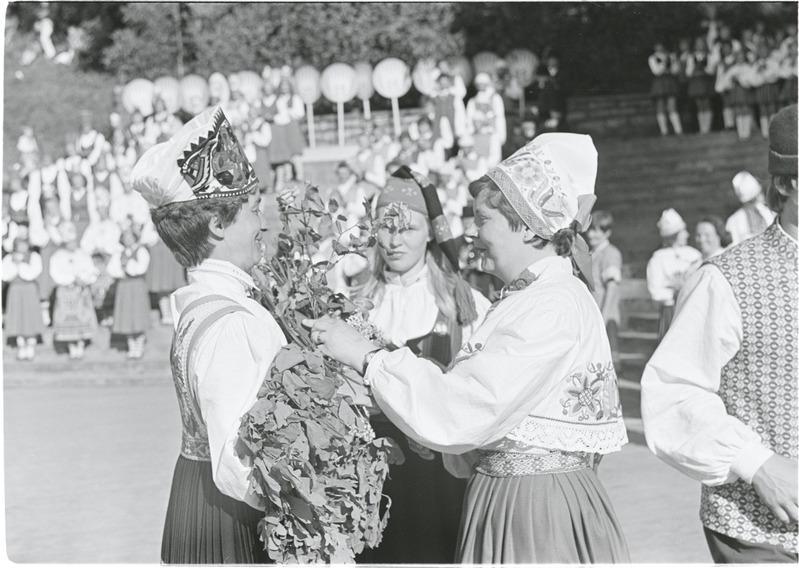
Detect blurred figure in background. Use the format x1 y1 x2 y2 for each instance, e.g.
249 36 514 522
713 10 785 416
647 208 702 340
2 236 44 360
587 210 623 369
725 171 776 244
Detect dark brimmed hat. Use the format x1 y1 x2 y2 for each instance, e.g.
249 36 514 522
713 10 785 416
769 105 797 177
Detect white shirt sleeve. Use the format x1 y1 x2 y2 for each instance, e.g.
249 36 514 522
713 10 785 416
193 312 284 509
646 251 676 305
124 248 150 277
17 252 42 281
49 250 76 287
493 94 507 145
641 265 774 486
2 255 19 281
365 288 580 455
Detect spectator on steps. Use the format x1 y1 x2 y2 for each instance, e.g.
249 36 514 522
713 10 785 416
586 210 623 369
725 171 776 244
465 73 506 167
691 215 732 272
686 37 716 134
646 208 702 340
649 42 683 136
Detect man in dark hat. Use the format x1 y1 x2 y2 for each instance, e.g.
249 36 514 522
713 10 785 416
642 104 798 563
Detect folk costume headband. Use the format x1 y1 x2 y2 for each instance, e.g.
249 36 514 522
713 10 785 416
377 166 478 325
130 106 258 209
482 133 599 290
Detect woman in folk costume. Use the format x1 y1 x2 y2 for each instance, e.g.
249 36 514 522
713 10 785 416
307 134 630 564
130 106 286 563
266 77 305 190
646 208 702 340
725 170 776 245
649 42 683 136
50 221 99 359
355 167 491 564
752 43 782 138
691 215 732 273
3 236 45 360
465 73 506 168
107 226 151 359
686 36 717 134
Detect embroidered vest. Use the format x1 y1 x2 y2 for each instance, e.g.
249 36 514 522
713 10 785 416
702 222 798 551
170 295 248 461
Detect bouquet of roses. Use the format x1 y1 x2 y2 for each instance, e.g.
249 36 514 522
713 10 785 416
237 182 406 563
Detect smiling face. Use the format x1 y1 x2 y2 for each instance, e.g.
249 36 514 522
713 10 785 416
695 221 721 258
376 207 429 274
471 189 526 278
217 191 265 271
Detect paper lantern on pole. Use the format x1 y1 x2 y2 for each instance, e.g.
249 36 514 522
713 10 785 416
372 57 412 137
412 58 439 96
506 48 539 117
353 62 374 121
445 55 473 88
472 51 501 79
294 65 321 148
179 74 210 116
237 70 263 104
506 49 539 88
208 72 231 105
320 63 357 146
153 76 180 113
122 78 155 116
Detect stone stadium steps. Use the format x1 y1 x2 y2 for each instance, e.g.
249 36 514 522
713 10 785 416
592 130 769 278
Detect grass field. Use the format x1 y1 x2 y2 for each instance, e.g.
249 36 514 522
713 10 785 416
3 38 116 174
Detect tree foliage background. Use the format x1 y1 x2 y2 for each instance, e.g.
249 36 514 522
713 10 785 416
6 2 797 95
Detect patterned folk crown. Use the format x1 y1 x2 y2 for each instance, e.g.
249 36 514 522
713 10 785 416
176 106 258 200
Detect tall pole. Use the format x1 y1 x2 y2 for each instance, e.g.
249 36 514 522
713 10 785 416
175 3 185 77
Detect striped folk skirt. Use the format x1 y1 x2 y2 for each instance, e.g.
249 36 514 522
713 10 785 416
112 276 151 335
161 455 269 564
146 240 186 294
4 279 44 338
457 466 630 563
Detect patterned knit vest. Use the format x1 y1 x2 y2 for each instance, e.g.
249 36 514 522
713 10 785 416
169 295 247 461
702 222 798 551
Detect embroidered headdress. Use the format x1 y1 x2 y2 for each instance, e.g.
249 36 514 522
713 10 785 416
481 133 599 289
376 166 478 325
130 106 258 209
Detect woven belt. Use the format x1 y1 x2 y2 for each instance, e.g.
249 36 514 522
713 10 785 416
474 450 595 477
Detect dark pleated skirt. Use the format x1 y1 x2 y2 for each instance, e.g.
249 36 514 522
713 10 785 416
4 280 44 337
687 74 715 99
357 418 466 564
728 85 754 107
780 76 798 104
457 468 630 564
657 303 675 341
756 82 782 106
112 277 151 335
651 75 678 98
162 455 269 564
146 240 186 294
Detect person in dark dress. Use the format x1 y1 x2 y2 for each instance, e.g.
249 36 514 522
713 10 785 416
130 106 286 563
355 169 490 563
